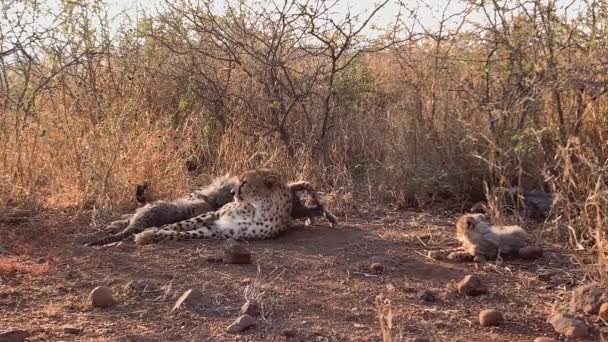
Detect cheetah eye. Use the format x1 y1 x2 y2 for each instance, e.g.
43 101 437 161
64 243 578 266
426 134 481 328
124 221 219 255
230 189 235 196
466 219 475 229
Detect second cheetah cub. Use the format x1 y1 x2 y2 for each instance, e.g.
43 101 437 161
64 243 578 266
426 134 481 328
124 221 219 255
456 213 530 260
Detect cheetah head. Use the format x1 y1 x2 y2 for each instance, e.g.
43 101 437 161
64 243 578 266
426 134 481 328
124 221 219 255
232 168 284 202
455 213 486 239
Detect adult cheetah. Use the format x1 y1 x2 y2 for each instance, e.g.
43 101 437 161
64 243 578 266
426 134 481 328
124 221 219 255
134 168 311 244
86 172 337 246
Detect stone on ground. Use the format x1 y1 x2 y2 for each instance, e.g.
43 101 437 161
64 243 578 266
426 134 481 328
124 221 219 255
171 289 208 313
479 309 503 327
547 312 589 339
570 283 608 315
223 239 251 264
457 275 488 296
226 314 256 333
90 286 114 308
0 328 30 342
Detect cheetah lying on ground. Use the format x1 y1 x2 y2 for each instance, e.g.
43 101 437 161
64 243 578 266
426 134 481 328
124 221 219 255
134 168 320 244
85 171 337 246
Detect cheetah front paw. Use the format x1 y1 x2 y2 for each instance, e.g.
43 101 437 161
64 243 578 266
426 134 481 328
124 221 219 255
134 228 159 245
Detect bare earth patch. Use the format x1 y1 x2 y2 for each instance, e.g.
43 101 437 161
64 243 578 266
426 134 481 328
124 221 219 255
0 208 594 341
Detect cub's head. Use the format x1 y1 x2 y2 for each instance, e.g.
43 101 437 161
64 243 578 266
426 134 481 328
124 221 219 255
455 213 486 239
232 168 284 202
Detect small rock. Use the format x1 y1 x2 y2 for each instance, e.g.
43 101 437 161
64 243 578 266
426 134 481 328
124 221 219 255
223 239 251 264
370 262 384 274
282 329 297 338
0 328 30 342
62 325 82 335
35 257 46 264
240 300 260 316
600 303 608 320
126 279 159 292
457 275 488 296
172 288 208 313
570 283 608 314
90 286 114 308
518 246 543 259
226 314 256 333
533 338 557 342
479 309 503 327
417 290 435 303
547 312 589 339
427 251 448 260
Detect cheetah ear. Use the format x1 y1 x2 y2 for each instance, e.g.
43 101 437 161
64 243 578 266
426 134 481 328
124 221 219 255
264 176 278 188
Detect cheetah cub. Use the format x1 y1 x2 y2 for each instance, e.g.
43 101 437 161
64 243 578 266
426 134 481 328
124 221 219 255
134 168 308 244
85 175 237 247
455 213 531 260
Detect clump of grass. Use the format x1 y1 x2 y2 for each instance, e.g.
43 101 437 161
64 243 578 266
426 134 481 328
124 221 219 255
374 294 393 342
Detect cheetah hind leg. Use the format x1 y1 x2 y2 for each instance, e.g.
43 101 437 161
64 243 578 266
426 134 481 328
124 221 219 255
134 226 217 245
134 212 219 245
85 224 143 246
157 212 218 232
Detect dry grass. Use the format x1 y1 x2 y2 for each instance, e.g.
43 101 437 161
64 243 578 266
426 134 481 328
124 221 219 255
374 294 394 342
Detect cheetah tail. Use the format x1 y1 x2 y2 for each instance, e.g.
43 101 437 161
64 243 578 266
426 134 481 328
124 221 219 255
84 231 132 247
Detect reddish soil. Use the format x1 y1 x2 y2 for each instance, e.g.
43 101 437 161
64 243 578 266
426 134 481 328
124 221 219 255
0 207 600 341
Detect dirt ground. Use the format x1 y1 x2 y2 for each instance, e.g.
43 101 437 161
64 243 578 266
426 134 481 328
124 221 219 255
0 206 602 341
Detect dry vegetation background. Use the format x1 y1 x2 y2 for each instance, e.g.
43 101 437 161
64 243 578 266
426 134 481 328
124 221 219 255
0 0 607 278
